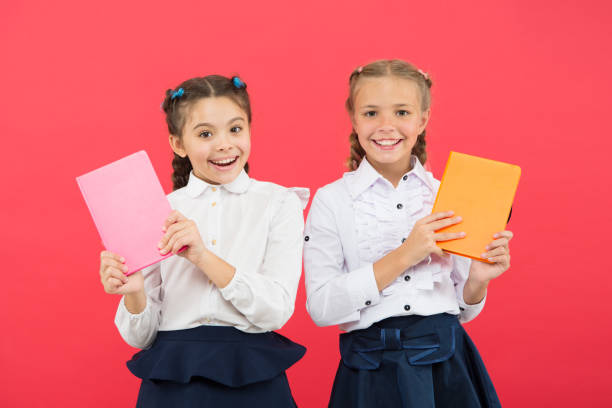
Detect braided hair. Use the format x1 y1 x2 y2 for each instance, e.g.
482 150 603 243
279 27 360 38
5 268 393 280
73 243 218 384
345 60 433 170
160 75 252 190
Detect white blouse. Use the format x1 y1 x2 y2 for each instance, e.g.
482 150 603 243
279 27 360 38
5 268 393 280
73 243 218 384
304 156 485 332
115 170 309 348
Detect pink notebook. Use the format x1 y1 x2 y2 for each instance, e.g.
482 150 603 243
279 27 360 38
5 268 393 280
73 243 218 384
76 151 174 275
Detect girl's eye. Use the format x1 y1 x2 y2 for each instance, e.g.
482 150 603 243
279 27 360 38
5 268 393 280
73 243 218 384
230 126 242 133
364 111 377 117
397 110 410 116
199 130 212 138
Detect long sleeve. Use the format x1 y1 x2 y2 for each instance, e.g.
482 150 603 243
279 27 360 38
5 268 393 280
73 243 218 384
450 255 486 323
114 264 163 348
218 191 305 332
304 191 381 327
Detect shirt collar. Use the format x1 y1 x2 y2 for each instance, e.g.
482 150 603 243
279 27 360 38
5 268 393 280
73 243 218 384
346 155 435 199
346 157 382 199
185 169 251 198
408 156 436 194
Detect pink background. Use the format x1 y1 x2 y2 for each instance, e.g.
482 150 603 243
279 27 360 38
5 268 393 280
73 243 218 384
1 0 611 406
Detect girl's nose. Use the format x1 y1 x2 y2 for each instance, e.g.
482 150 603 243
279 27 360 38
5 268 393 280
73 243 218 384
376 113 396 133
215 133 234 151
216 143 233 151
377 124 395 134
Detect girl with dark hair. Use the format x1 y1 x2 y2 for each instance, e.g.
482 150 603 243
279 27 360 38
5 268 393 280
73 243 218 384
304 60 513 407
99 74 308 407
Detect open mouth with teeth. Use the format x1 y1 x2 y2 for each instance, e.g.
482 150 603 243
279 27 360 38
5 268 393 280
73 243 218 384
372 139 402 148
209 156 239 169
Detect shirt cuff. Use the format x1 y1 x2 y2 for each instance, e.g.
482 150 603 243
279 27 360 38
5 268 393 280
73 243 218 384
118 295 151 320
346 263 381 311
218 268 241 301
457 288 486 323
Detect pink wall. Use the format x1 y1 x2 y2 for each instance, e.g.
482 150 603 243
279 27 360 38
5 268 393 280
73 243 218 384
1 0 611 406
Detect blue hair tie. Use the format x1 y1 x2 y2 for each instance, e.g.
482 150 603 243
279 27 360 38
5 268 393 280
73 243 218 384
171 87 184 100
232 76 245 89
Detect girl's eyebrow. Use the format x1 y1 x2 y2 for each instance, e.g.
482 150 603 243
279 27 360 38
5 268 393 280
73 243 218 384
359 103 414 109
227 116 245 124
193 122 214 130
193 117 244 130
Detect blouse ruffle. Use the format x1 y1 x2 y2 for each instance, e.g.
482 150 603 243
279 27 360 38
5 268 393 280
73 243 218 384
353 174 448 293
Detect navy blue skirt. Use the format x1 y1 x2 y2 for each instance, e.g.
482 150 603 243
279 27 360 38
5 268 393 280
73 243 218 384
329 314 501 408
126 325 306 407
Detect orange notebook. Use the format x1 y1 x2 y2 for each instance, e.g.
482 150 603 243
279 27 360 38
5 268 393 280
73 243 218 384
431 151 521 262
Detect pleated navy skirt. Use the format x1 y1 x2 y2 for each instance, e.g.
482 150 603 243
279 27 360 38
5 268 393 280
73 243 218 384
329 313 500 408
126 325 306 407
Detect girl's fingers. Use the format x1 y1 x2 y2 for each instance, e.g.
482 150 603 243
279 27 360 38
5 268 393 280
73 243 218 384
104 267 128 284
163 210 186 231
102 259 128 275
159 221 189 250
493 230 514 241
163 230 187 255
485 237 509 251
433 231 466 242
161 229 191 255
106 277 125 292
481 246 506 259
171 233 191 254
160 227 184 254
483 254 509 264
101 251 125 263
419 211 455 225
429 216 463 232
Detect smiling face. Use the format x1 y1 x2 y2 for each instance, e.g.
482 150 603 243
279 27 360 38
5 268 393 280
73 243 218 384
169 96 250 185
352 76 430 176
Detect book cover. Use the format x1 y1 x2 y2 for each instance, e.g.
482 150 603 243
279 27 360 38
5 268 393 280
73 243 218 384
432 151 521 262
76 151 174 275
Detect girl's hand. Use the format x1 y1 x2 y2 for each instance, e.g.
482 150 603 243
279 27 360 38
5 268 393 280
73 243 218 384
159 210 207 266
99 251 144 295
403 211 466 266
469 230 514 283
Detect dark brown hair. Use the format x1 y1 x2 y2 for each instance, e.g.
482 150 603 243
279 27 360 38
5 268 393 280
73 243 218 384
345 59 433 170
160 75 252 190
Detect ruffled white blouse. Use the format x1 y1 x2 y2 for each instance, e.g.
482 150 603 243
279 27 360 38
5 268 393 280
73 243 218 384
304 156 485 332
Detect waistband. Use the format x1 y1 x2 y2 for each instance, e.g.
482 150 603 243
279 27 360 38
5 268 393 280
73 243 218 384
340 313 460 369
127 325 306 387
